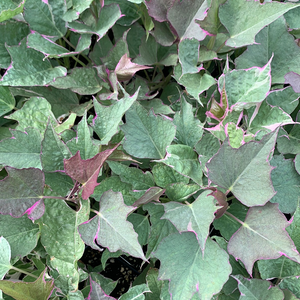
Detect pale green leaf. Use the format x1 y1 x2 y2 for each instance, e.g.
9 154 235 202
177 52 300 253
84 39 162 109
119 284 150 300
0 0 25 23
63 0 93 22
207 130 277 206
219 0 300 47
178 38 200 75
154 233 231 300
0 237 11 280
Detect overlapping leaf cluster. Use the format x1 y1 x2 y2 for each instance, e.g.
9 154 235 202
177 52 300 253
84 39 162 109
1 0 300 299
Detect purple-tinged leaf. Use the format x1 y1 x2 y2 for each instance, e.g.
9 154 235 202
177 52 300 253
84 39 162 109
0 237 11 280
153 233 231 300
0 0 25 23
233 275 284 299
121 102 176 159
78 191 146 260
23 0 66 38
219 0 300 47
218 58 271 111
228 202 300 276
285 71 300 93
87 277 116 300
167 0 207 41
207 130 277 207
236 17 300 84
115 53 152 81
64 144 119 200
145 0 175 22
196 0 227 36
0 268 54 300
151 20 176 47
0 40 66 87
162 190 218 250
0 167 44 220
209 187 228 219
68 4 122 41
132 187 164 207
0 127 42 169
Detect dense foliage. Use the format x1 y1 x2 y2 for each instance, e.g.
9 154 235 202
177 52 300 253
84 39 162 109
1 0 300 299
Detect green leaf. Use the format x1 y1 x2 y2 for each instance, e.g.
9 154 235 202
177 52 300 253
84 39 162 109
119 283 150 300
233 275 284 300
40 200 89 293
156 144 203 185
152 164 189 188
67 113 98 159
0 214 39 259
41 122 72 172
277 126 300 155
173 95 204 147
0 40 66 86
218 58 271 111
165 183 201 202
162 190 217 250
178 38 200 75
207 130 277 206
279 277 300 299
270 155 300 214
0 20 30 68
108 161 155 190
68 4 122 40
0 86 15 116
0 167 44 220
93 88 138 145
0 127 42 169
87 277 116 300
153 233 231 300
0 269 54 300
219 0 300 47
248 100 293 133
0 0 25 22
127 213 150 246
63 0 93 22
23 0 66 38
121 102 176 159
51 67 103 95
266 87 299 115
78 191 146 260
228 202 300 276
0 237 11 279
143 203 178 258
173 64 216 104
146 269 170 300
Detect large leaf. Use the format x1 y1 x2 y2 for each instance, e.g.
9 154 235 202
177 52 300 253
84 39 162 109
0 167 45 220
228 202 300 276
0 128 42 169
218 58 271 111
0 237 11 280
0 268 54 300
121 102 176 159
78 191 146 260
235 17 300 84
207 130 277 207
93 88 139 145
64 144 119 200
87 277 116 300
162 190 217 250
219 0 300 47
153 233 231 300
0 39 66 86
39 199 89 293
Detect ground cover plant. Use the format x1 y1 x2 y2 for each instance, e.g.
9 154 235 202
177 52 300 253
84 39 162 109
1 0 300 299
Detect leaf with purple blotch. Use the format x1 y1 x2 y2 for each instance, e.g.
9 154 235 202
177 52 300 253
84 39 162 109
219 0 300 47
228 202 300 276
207 129 277 207
145 0 175 22
64 144 119 200
162 190 218 250
153 233 231 300
78 191 146 260
0 40 66 87
0 167 45 220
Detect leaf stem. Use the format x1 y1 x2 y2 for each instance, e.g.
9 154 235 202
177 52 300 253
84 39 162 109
90 208 99 215
71 55 86 67
42 196 66 200
224 211 244 226
10 266 38 279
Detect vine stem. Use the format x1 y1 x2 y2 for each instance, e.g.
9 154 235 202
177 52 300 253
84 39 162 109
224 211 244 226
10 266 38 279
